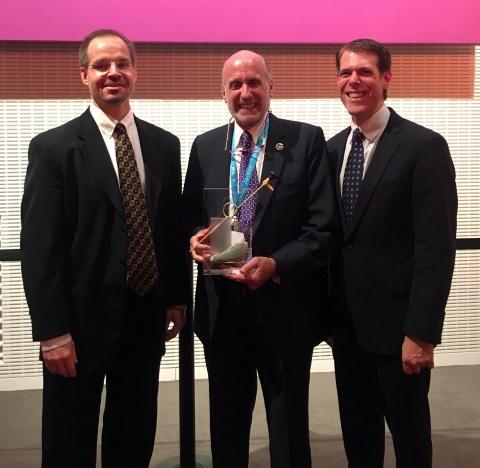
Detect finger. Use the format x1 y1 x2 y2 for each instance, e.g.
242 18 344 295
193 244 211 263
240 258 259 275
165 320 175 341
43 352 61 374
166 325 180 341
72 345 78 365
65 356 77 378
55 359 70 378
222 272 246 282
402 362 413 375
244 278 261 291
43 359 56 375
165 321 181 341
165 317 172 333
191 252 202 262
250 268 265 282
405 356 419 368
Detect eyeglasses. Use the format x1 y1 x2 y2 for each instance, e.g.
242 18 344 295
89 60 133 73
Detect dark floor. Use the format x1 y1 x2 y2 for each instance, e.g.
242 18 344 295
1 366 479 467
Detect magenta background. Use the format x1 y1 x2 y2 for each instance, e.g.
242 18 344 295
1 0 479 43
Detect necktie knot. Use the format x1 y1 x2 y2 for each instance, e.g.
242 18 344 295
352 128 365 144
240 131 253 154
114 122 127 138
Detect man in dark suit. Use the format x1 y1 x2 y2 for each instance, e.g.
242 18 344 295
21 29 189 468
183 50 339 467
327 39 457 467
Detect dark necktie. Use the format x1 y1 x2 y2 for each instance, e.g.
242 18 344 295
342 128 365 226
237 131 259 243
114 122 159 297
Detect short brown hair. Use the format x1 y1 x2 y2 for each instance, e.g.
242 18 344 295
79 29 136 68
336 39 391 99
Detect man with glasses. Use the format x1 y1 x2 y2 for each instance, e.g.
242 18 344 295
21 29 189 468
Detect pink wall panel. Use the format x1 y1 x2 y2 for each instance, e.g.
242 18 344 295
2 0 479 44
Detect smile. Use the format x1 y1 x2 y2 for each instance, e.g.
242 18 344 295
104 82 125 88
346 91 366 99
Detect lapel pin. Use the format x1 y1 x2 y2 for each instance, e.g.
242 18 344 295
275 142 284 151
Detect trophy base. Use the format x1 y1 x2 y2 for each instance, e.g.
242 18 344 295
203 259 248 276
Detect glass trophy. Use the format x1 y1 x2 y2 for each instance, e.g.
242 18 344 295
202 188 251 275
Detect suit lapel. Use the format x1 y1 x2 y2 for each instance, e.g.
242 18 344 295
253 114 286 235
78 110 124 216
332 128 350 232
347 110 404 236
136 117 164 228
213 126 231 188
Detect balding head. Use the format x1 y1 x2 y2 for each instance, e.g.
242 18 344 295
222 50 271 85
221 50 273 130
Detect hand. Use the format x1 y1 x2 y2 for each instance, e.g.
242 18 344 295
402 336 434 375
42 339 78 378
224 256 277 290
165 307 186 341
189 227 211 263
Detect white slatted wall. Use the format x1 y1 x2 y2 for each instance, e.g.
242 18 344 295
0 48 479 390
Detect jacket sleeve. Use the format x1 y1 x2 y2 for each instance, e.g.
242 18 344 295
270 127 342 282
404 133 457 344
21 136 74 341
162 135 192 307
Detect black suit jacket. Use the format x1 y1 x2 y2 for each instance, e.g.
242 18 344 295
183 114 340 354
21 109 189 368
328 108 457 355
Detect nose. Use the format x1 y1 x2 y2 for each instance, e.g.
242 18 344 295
107 62 121 76
349 71 360 83
240 84 252 99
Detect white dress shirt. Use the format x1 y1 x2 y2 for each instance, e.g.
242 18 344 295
89 103 146 190
231 115 268 188
340 105 391 194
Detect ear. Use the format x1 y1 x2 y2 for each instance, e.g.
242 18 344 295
268 79 274 97
131 66 138 85
80 68 88 86
221 86 227 102
383 70 392 91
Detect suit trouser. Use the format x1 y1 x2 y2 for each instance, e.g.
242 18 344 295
41 290 163 468
203 312 313 468
333 337 432 468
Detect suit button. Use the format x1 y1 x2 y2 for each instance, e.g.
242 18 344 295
345 242 353 249
120 258 126 265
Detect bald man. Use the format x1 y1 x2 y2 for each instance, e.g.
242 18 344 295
183 50 340 467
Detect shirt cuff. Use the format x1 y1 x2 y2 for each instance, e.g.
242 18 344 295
40 333 73 352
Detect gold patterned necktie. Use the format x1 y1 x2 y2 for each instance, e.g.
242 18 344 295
114 122 159 297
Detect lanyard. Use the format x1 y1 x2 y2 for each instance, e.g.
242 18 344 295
230 117 269 208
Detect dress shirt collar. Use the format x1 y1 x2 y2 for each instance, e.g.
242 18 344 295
351 105 390 142
89 102 135 138
232 113 269 149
